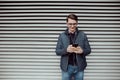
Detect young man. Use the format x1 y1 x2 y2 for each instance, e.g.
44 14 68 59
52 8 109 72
56 14 91 80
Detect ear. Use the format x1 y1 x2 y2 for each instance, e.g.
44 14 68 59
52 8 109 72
66 23 69 27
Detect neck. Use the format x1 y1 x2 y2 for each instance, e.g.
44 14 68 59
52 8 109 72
69 30 76 34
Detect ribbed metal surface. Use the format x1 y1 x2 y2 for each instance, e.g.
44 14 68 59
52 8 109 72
0 0 120 80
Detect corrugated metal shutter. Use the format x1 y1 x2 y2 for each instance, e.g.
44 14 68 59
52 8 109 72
0 0 120 80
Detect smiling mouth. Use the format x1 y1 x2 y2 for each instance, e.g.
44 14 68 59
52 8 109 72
71 27 75 29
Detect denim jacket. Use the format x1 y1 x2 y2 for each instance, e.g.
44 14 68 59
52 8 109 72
55 28 91 71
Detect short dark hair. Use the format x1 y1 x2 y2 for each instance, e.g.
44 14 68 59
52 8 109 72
66 13 78 22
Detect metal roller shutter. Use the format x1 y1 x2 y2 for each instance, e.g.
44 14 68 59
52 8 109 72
0 0 120 80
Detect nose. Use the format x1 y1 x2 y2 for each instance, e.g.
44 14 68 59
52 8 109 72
71 25 75 28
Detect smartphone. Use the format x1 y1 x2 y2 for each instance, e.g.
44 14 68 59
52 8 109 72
72 44 78 47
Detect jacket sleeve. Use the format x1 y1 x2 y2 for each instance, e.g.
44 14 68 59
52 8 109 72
55 34 69 56
82 33 91 56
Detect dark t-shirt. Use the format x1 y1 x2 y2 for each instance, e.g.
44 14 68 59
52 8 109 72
68 33 77 66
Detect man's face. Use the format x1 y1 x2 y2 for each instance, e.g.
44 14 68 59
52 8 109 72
67 18 78 33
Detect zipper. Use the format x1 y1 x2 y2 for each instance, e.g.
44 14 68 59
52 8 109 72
66 56 69 70
65 33 70 70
